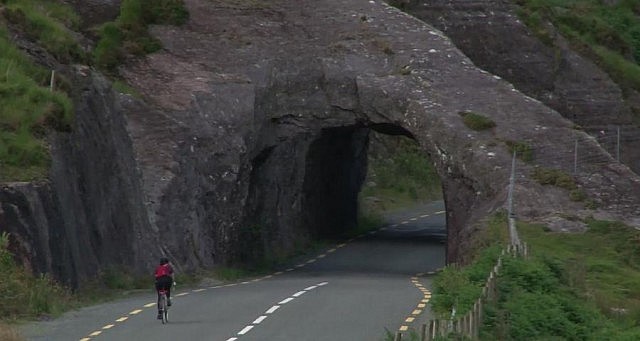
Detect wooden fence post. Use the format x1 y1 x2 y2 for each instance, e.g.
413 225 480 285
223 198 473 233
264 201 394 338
394 331 402 341
420 323 427 341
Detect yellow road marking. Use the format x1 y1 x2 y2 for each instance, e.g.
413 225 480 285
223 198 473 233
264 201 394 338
337 243 346 248
115 317 128 322
177 292 189 296
405 317 415 322
318 254 326 258
327 248 336 253
399 326 409 331
80 338 91 341
144 303 155 308
410 217 417 221
275 271 284 275
306 259 316 264
421 299 429 303
435 210 445 214
418 303 426 308
102 324 114 330
193 288 206 292
89 331 102 336
420 214 430 218
412 309 422 315
401 221 408 224
129 309 142 315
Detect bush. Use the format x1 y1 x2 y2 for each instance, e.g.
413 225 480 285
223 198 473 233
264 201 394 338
505 140 533 162
531 167 576 190
93 0 189 71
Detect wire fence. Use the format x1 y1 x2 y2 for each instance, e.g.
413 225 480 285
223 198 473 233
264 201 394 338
392 124 639 340
530 125 640 175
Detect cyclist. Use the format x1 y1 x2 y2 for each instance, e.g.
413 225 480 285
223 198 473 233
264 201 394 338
154 257 174 319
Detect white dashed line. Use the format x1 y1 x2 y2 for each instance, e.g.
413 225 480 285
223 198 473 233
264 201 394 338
143 303 155 308
102 324 114 330
410 218 417 221
265 306 280 314
193 288 205 292
238 326 254 335
279 297 294 304
89 331 102 336
401 221 409 224
129 309 142 315
228 282 329 340
435 210 445 214
176 292 189 296
115 317 128 322
420 214 430 218
253 316 267 324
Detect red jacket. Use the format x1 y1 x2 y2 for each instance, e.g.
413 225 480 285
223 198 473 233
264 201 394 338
154 263 173 279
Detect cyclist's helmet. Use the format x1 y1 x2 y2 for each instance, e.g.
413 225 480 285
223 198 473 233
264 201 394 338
160 257 169 265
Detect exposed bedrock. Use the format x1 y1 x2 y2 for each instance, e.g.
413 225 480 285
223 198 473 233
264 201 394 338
398 0 640 173
2 0 640 285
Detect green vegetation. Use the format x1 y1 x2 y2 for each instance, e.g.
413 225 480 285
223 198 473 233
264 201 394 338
459 111 497 131
359 132 442 216
1 0 83 62
516 0 640 105
504 140 533 162
0 233 72 320
0 1 75 182
481 220 640 339
93 0 189 71
531 166 576 189
430 217 640 340
430 212 508 319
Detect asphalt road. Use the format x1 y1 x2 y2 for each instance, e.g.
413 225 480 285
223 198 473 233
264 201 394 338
22 201 446 341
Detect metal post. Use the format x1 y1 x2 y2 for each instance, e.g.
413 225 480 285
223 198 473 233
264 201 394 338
50 70 55 92
394 331 402 341
420 323 427 341
616 126 620 162
574 138 578 174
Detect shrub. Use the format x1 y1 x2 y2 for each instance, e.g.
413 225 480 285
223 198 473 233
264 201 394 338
504 140 533 162
93 0 189 71
459 111 496 131
531 167 576 190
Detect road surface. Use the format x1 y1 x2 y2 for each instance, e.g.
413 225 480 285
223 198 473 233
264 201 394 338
22 201 446 341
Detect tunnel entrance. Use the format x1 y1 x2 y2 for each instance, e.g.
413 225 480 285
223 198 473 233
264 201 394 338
301 124 444 241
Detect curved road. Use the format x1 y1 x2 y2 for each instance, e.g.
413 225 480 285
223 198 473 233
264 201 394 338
22 201 446 341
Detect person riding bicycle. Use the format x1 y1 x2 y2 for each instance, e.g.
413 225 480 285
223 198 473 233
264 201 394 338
154 257 174 319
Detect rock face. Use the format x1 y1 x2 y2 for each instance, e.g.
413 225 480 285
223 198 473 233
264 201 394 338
2 0 640 285
399 0 640 173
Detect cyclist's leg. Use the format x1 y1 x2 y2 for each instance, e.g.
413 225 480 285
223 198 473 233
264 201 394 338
155 280 163 318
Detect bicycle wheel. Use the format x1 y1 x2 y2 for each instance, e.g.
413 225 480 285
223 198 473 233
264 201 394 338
161 294 168 324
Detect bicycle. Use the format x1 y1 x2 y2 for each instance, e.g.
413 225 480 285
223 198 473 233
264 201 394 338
158 288 169 324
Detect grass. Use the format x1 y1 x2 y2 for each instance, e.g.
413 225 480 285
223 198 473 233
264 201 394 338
359 132 442 218
515 0 640 105
429 217 640 339
0 3 75 182
430 212 508 319
2 0 83 62
93 0 189 71
479 219 640 339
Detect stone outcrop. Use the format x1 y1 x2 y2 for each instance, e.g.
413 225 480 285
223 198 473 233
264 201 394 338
2 0 640 285
398 0 640 173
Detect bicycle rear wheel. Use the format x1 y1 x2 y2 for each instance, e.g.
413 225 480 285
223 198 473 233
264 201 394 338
161 295 169 324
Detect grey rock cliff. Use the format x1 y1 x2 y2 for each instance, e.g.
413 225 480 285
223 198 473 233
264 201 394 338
2 0 640 285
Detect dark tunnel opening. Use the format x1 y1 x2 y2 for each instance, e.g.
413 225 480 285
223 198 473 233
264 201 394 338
302 126 370 238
